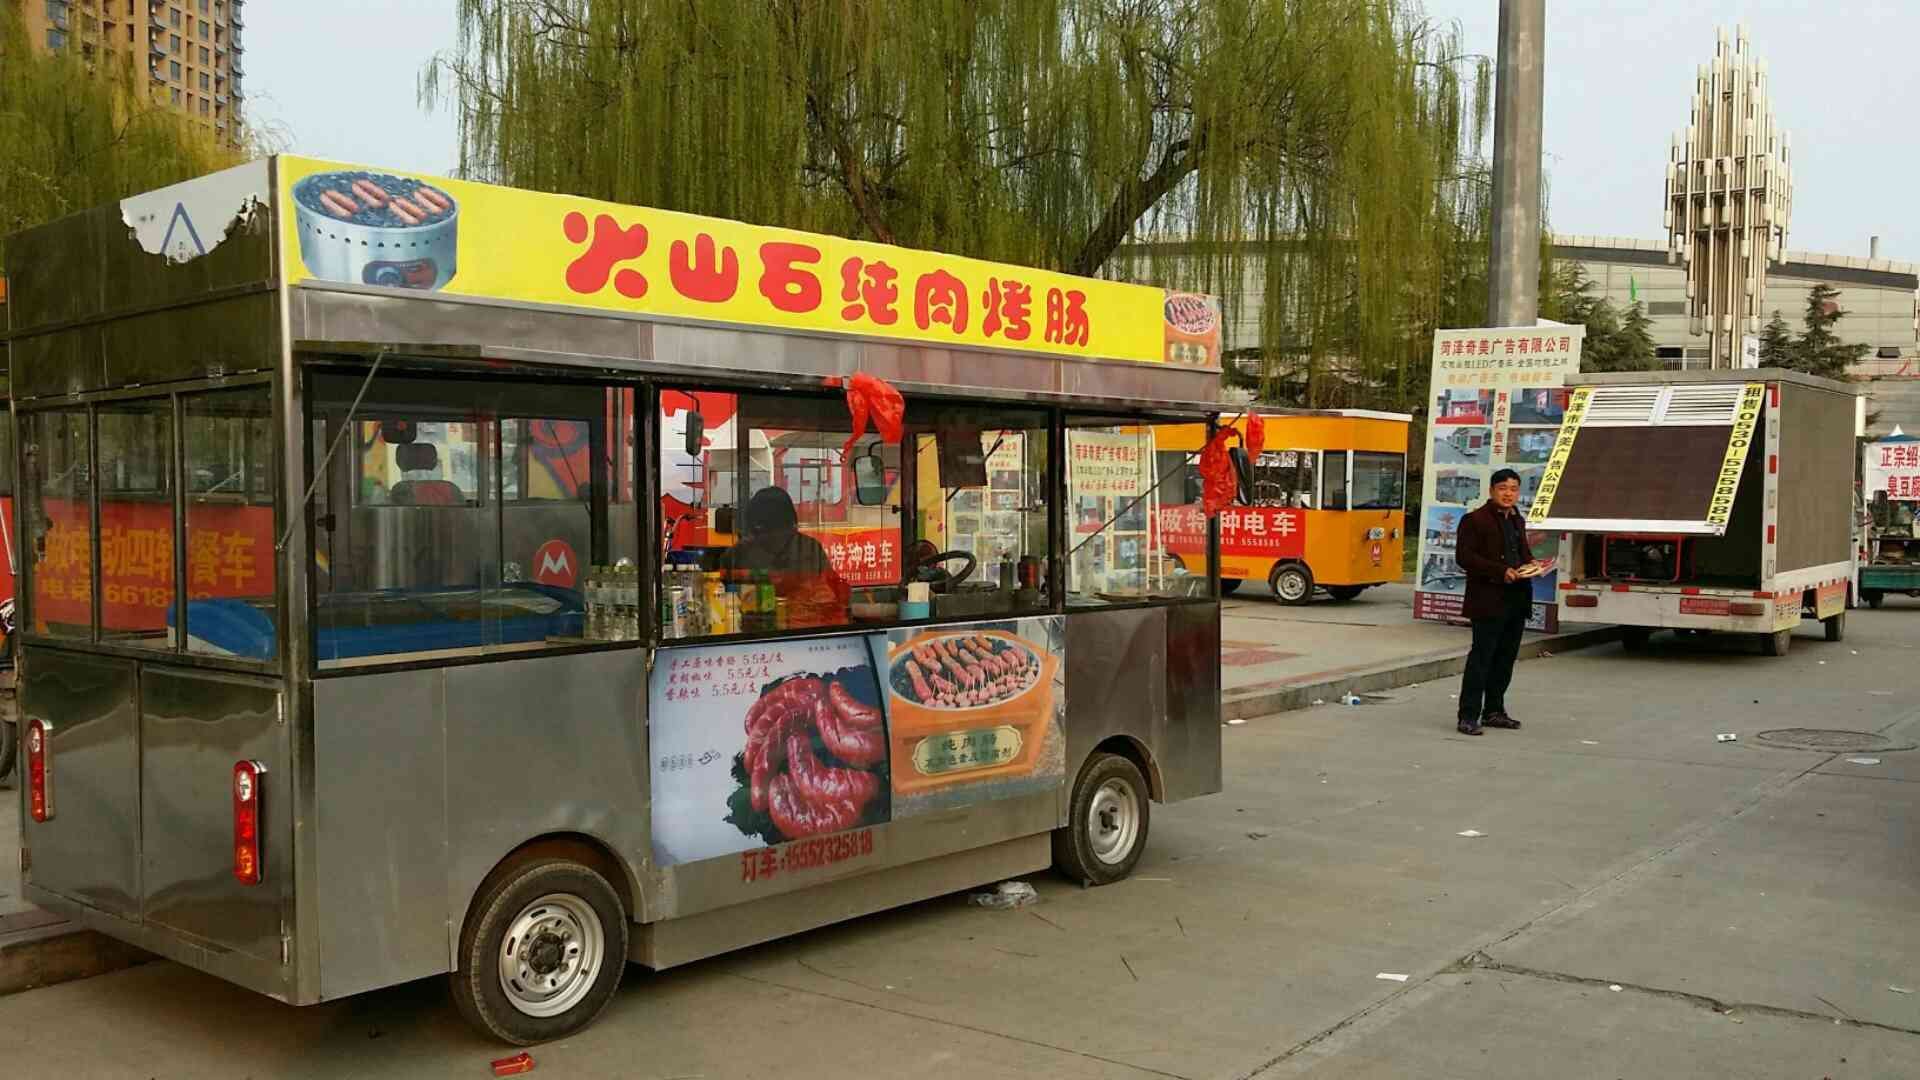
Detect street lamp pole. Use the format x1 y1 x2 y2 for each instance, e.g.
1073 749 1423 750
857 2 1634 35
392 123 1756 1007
1485 0 1546 327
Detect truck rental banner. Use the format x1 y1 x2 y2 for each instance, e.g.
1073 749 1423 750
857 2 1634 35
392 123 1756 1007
1414 325 1585 631
277 156 1221 370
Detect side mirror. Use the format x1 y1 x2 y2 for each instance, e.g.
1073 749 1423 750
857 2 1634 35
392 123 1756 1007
683 410 705 459
853 448 889 506
1229 447 1254 505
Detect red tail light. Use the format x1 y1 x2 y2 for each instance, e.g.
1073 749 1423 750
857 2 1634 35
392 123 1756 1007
26 719 51 823
233 760 265 886
1731 602 1767 616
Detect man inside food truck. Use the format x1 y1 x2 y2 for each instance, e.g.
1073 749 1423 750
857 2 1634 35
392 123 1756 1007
719 486 850 627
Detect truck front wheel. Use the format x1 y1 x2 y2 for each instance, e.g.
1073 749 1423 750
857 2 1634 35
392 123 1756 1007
1053 752 1151 887
1762 628 1793 657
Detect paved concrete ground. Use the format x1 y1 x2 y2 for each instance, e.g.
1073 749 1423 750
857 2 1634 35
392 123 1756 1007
1222 582 1611 717
4 603 1917 1077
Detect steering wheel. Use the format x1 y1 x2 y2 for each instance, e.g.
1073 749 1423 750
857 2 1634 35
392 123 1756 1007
910 549 978 591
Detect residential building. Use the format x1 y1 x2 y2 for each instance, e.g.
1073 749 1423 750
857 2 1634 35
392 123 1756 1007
18 0 246 147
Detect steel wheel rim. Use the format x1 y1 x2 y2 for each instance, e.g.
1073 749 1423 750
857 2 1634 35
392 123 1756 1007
497 893 604 1018
1275 570 1309 602
1088 777 1140 865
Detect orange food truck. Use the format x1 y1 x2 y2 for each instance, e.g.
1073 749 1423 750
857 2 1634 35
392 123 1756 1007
1159 409 1409 602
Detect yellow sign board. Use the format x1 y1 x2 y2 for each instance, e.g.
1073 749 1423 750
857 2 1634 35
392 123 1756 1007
1707 384 1766 532
1526 386 1591 526
276 156 1219 368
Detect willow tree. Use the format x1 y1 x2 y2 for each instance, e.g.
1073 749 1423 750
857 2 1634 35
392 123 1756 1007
0 9 243 262
427 0 1494 408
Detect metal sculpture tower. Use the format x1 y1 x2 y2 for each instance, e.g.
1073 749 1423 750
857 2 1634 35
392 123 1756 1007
1665 24 1793 369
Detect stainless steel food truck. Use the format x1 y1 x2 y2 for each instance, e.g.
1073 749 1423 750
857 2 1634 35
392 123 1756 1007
5 159 1228 1043
1531 370 1862 656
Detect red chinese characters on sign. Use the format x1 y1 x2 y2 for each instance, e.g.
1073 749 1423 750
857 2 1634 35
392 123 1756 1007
1046 288 1089 346
839 258 901 325
669 233 740 303
1881 444 1920 469
33 499 272 631
981 277 1034 341
914 270 969 334
563 212 649 299
739 827 877 883
758 242 824 313
806 527 900 588
660 650 788 702
1157 505 1307 560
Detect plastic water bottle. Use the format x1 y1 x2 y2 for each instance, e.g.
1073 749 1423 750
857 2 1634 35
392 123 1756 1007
584 568 603 640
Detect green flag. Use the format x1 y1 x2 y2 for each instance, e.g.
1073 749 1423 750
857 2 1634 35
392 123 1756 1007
1629 274 1639 304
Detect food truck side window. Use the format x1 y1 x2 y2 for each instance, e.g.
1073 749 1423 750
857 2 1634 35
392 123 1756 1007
25 407 94 641
906 403 1052 618
95 400 177 651
1066 422 1214 606
658 388 900 638
183 389 278 659
310 374 632 668
1350 452 1406 512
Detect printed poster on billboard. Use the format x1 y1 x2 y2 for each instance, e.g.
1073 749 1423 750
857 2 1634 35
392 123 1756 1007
883 616 1066 818
649 616 1068 870
1414 325 1584 631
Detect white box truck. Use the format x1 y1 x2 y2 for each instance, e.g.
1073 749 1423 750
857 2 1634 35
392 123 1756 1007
1531 370 1862 656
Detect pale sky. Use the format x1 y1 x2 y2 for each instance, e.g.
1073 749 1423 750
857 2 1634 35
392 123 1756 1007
247 1 1917 261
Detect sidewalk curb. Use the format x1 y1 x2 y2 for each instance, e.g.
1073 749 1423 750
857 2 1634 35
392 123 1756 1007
0 911 153 997
1224 625 1622 721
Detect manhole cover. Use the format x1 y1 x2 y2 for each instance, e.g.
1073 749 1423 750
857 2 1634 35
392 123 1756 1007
1753 729 1916 753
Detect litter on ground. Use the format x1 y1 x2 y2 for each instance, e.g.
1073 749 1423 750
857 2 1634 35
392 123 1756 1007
1847 757 1882 766
1716 733 1738 742
1457 829 1486 838
970 881 1039 909
1376 973 1410 982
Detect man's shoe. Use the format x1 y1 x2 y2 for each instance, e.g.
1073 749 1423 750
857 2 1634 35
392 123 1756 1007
1482 712 1521 730
1457 720 1484 736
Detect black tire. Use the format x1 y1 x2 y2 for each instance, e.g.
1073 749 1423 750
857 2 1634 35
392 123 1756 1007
1621 628 1653 652
451 853 629 1045
1865 590 1885 609
1218 578 1244 596
0 717 15 787
1052 752 1151 887
1325 585 1366 602
1824 613 1845 642
1270 563 1314 606
1762 628 1792 657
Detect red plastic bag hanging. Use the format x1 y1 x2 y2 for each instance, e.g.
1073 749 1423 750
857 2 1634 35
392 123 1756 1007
1199 427 1239 516
1243 411 1266 462
835 372 905 460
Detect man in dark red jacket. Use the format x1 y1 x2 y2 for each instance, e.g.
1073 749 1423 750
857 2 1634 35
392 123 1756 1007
1453 469 1540 735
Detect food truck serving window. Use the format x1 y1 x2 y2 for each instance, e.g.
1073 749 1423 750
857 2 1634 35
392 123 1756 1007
658 388 903 638
1068 420 1214 606
308 372 639 669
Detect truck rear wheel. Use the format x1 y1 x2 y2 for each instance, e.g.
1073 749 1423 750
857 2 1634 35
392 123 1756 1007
1053 752 1150 887
1326 585 1366 602
1762 628 1793 657
452 854 629 1045
1824 613 1846 642
1864 589 1885 609
1270 563 1314 606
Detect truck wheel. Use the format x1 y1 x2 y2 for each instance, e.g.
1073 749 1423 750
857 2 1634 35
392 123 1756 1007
1270 563 1314 606
1053 752 1150 887
1762 628 1793 657
451 854 629 1045
1621 629 1652 652
1865 590 1885 609
1219 578 1243 596
1326 585 1366 602
1824 613 1846 642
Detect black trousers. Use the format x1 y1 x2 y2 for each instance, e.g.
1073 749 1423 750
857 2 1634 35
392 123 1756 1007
1459 588 1531 723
